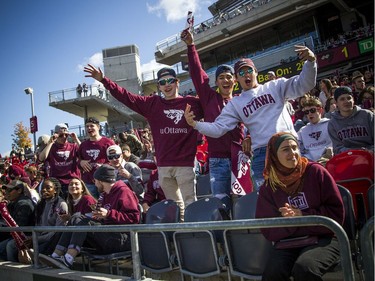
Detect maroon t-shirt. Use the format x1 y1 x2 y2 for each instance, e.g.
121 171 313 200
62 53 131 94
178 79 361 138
74 194 97 214
102 77 204 167
78 137 115 184
47 142 81 185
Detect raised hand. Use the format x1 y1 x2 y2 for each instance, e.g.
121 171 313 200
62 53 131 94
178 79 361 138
181 29 194 46
184 104 197 128
84 64 104 81
294 45 316 62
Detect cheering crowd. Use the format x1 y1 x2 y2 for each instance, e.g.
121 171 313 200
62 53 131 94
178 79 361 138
0 26 373 280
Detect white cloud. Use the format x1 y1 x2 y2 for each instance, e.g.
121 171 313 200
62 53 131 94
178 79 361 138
76 52 103 73
146 0 213 22
141 59 170 81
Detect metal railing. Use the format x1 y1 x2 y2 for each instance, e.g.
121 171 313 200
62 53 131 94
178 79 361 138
0 216 355 281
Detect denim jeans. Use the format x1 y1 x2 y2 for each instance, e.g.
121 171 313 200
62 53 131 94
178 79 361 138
209 158 232 211
0 238 17 262
251 146 267 191
56 214 130 254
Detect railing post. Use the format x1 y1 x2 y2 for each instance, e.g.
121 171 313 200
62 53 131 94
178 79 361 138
130 230 142 280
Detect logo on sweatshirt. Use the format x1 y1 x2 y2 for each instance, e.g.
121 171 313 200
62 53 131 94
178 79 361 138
164 109 184 124
337 126 370 140
86 149 100 160
309 131 322 140
242 94 276 117
288 192 309 210
56 150 71 160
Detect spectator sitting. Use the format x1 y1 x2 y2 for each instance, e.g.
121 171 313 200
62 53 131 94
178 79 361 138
39 164 140 269
60 178 97 225
142 167 166 214
255 132 344 281
121 144 140 165
324 96 337 119
0 180 35 262
318 78 333 108
106 145 144 198
364 70 374 86
297 97 333 164
328 86 374 155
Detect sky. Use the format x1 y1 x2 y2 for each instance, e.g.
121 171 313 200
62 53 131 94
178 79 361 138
0 0 215 157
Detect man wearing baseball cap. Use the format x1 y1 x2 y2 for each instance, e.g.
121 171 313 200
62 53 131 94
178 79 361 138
78 117 115 198
185 45 317 190
328 86 374 154
38 123 81 197
40 164 140 269
84 62 203 220
181 29 248 211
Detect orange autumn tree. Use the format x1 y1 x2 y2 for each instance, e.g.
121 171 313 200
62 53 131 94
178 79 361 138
12 122 32 153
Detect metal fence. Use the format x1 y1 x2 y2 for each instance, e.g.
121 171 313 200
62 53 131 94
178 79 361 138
0 216 355 281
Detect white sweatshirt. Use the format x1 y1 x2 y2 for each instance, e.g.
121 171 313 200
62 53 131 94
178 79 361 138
195 60 317 150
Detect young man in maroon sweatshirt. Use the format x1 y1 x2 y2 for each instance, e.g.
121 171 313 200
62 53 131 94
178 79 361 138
181 29 248 211
84 65 203 219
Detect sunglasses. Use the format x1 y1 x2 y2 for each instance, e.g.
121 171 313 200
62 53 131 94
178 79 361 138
303 108 318 115
158 77 177 86
238 68 254 77
108 154 121 160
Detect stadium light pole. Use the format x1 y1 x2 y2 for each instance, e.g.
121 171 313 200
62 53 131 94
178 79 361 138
24 87 37 152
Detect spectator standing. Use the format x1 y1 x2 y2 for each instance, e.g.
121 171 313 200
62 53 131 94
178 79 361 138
78 117 115 198
39 165 140 269
297 97 333 164
38 123 81 197
185 45 317 190
364 70 374 86
118 132 143 157
318 78 333 108
84 64 204 219
181 29 246 210
76 84 83 98
97 83 105 99
328 86 374 154
358 86 374 111
351 71 366 104
255 132 344 281
82 83 88 97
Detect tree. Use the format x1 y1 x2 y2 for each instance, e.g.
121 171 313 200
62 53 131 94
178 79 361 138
12 122 32 152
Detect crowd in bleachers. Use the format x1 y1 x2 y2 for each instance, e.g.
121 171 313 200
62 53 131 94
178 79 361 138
0 28 374 281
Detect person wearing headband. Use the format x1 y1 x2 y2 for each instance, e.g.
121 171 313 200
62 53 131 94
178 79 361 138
255 132 344 281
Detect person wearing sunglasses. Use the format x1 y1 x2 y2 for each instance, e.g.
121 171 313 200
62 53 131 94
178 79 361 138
328 86 374 155
297 97 333 164
106 145 144 199
84 64 204 220
185 45 317 191
181 29 248 212
38 123 81 198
